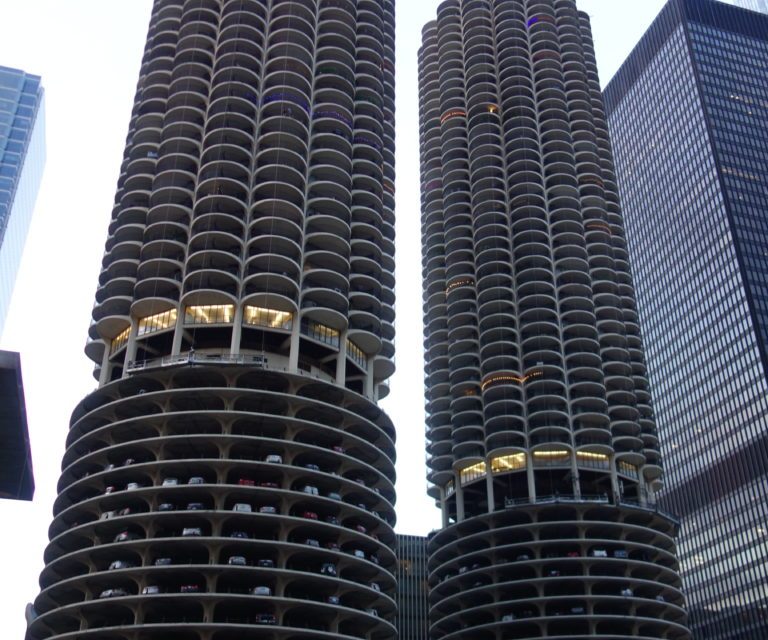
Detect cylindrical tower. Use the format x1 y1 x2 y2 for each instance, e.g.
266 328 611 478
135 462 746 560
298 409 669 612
28 1 397 639
418 0 690 638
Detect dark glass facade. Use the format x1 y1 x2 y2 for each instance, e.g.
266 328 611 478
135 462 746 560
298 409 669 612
0 65 44 337
395 534 429 640
605 2 768 638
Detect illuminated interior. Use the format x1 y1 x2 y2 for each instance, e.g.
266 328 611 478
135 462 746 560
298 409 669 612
110 327 130 355
184 304 235 325
137 309 177 337
243 305 293 330
491 453 527 473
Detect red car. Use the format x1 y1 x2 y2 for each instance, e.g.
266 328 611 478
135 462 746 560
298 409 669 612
302 511 318 520
238 478 255 486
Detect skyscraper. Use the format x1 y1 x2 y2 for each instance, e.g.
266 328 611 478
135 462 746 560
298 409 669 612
26 1 397 638
604 1 768 638
418 0 690 638
395 533 429 640
727 0 768 13
0 65 44 338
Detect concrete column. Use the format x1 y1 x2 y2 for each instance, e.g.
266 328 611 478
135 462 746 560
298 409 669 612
610 457 621 504
171 304 185 355
122 321 139 379
335 329 348 386
455 475 465 521
230 303 243 355
365 356 375 399
486 463 495 513
440 486 449 528
98 342 112 387
288 318 301 372
527 457 536 503
571 455 581 498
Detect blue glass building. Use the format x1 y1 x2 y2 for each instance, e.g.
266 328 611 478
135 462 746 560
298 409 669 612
0 65 45 338
604 1 768 638
728 0 768 12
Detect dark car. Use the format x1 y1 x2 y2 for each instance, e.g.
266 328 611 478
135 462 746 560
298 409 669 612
256 613 277 625
154 557 172 566
114 531 140 543
257 559 275 568
230 530 250 539
186 502 205 511
180 584 200 593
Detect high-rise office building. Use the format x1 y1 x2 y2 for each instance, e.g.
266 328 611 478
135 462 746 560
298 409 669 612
0 65 44 338
0 349 34 500
26 1 397 639
418 0 690 638
395 533 429 640
604 1 768 638
726 0 768 13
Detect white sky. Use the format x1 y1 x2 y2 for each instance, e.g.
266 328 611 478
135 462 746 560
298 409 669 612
0 1 666 636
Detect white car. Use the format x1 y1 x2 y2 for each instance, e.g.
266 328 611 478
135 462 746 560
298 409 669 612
141 585 160 595
265 454 283 464
233 503 252 513
162 478 178 486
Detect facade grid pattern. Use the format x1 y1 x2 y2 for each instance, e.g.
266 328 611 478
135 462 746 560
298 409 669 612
395 534 429 640
604 1 768 638
0 65 44 337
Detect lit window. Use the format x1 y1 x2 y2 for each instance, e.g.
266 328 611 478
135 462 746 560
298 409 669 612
137 309 177 337
110 327 130 355
491 453 526 473
532 450 570 466
347 339 367 370
576 450 610 470
184 304 235 325
243 305 293 330
459 461 487 485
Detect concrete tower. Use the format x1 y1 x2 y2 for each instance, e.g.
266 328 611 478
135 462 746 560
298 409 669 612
27 1 397 639
418 1 690 638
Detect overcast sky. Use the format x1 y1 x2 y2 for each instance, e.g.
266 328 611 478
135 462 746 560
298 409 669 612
0 0 667 635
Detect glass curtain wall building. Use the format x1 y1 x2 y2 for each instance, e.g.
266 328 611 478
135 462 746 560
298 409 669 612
604 1 768 638
26 1 397 639
0 65 45 338
395 534 429 640
418 0 689 638
726 0 768 13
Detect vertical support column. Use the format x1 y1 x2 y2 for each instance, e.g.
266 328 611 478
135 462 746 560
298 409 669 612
98 343 112 387
288 317 301 372
571 456 582 498
336 329 348 387
230 304 243 355
365 355 375 399
486 463 495 513
610 457 621 504
455 473 465 522
527 456 537 503
440 486 449 528
171 304 185 355
122 321 139 379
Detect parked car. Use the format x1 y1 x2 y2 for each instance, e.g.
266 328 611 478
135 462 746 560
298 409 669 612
325 542 340 551
104 486 116 494
158 502 175 512
265 454 282 464
252 586 272 596
324 515 339 525
621 588 634 597
259 481 278 488
186 502 205 510
351 549 365 559
302 485 319 495
591 549 608 558
302 511 318 520
99 588 128 598
365 608 379 617
257 559 275 568
233 503 252 513
182 527 202 537
327 595 340 604
142 585 160 595
332 445 345 453
228 555 247 566
100 511 116 520
126 482 141 491
327 492 341 501
162 478 178 486
516 553 530 561
108 560 135 570
303 463 320 471
370 582 380 591
259 505 277 514
355 524 367 534
305 538 320 547
188 476 204 485
256 613 276 625
114 531 140 543
230 530 250 539
180 584 200 593
613 549 629 559
238 478 255 486
154 557 172 566
502 613 515 622
320 563 337 576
